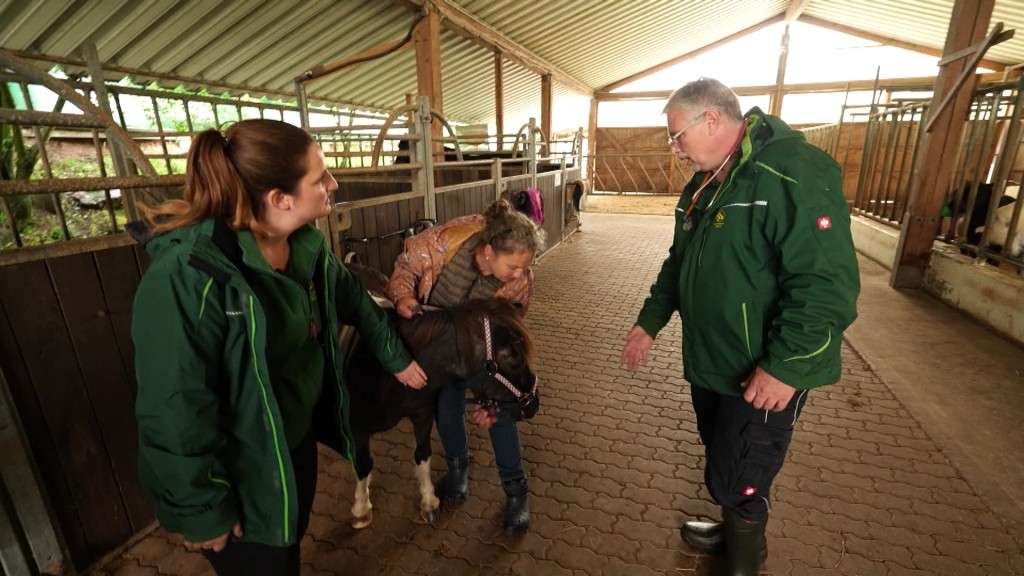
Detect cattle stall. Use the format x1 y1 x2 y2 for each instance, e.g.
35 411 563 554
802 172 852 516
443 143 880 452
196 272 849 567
803 80 1024 272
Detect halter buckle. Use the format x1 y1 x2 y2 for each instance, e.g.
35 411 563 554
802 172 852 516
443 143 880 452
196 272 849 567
485 359 498 375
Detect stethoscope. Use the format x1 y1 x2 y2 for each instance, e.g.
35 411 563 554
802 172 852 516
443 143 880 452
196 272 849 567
681 123 747 231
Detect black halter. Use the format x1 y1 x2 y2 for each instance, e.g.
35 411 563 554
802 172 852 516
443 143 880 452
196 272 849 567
465 315 537 410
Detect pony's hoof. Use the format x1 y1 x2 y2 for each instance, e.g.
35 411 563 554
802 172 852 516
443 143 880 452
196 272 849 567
351 510 373 530
421 508 439 526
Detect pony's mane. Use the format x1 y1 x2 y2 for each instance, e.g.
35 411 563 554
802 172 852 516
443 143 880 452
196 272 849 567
451 299 535 366
398 309 452 351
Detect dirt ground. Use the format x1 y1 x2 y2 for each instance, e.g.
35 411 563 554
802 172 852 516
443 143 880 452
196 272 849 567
583 194 679 216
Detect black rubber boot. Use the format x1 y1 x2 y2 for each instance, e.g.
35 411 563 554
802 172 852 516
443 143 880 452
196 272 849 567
723 508 768 576
443 457 469 505
680 520 724 555
502 478 530 536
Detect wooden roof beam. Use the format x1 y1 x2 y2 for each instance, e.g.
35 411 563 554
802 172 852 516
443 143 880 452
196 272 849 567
799 14 1007 71
595 70 1022 102
399 0 592 96
785 0 812 23
597 11 1008 97
597 16 784 94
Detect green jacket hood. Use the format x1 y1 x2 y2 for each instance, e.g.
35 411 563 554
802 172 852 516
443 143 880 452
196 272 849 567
740 107 806 162
130 218 255 288
128 218 199 259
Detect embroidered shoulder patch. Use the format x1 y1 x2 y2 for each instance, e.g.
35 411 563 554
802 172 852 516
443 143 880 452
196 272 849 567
817 216 832 230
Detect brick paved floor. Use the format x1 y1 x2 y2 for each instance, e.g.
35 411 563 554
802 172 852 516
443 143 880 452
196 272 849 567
91 212 1024 576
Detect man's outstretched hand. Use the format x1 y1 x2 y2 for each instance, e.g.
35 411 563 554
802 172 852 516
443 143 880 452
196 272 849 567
620 325 654 371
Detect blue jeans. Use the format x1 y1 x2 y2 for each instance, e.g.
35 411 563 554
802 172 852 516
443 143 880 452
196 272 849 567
436 381 525 484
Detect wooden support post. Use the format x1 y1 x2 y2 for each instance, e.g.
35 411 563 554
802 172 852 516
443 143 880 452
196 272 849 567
494 52 504 150
415 97 437 219
405 93 415 124
83 43 142 220
891 0 994 288
528 118 538 190
541 73 552 156
493 157 502 200
587 98 598 188
769 24 791 116
414 4 443 160
295 80 310 129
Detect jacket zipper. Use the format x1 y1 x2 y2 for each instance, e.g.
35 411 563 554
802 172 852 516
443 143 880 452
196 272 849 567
696 147 747 266
246 294 290 544
742 302 753 361
322 254 354 463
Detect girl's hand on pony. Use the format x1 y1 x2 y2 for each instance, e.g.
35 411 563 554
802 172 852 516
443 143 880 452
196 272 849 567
470 405 499 429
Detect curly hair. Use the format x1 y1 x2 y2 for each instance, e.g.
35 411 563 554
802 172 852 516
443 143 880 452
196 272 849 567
480 198 546 255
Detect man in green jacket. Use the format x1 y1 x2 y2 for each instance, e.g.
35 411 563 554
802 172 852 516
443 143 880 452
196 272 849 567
620 78 859 575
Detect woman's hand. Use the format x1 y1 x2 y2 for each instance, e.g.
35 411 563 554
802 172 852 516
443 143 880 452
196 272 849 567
396 298 421 319
184 522 242 553
395 360 428 389
470 405 499 429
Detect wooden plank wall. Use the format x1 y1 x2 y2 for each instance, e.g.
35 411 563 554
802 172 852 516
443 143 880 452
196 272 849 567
594 124 872 199
341 197 427 277
593 127 686 194
436 183 498 226
0 245 153 571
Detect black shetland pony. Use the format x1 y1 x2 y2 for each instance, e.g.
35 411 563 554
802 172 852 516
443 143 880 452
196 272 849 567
341 264 539 528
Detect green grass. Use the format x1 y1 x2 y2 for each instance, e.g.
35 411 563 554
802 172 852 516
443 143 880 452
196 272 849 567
1 194 127 249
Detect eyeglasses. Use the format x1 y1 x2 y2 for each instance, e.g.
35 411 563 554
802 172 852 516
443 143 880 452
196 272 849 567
667 110 708 147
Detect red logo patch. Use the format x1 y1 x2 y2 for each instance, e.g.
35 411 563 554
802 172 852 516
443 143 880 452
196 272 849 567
742 486 757 496
817 216 832 230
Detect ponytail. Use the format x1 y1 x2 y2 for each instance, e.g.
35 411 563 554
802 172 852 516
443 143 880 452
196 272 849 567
141 120 314 235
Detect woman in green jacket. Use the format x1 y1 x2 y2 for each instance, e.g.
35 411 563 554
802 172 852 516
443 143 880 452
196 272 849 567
131 119 426 576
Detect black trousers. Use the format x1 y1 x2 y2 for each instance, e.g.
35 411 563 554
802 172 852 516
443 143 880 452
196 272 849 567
203 432 319 576
690 385 808 521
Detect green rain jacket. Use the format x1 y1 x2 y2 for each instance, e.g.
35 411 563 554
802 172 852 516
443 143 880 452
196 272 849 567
636 108 860 395
131 219 411 546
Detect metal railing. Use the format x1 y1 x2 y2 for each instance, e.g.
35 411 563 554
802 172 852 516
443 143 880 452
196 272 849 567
816 81 1024 271
0 61 391 253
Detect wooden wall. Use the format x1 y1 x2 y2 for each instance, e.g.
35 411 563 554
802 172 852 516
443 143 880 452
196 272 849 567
436 183 499 224
341 197 428 277
0 244 154 571
593 127 688 194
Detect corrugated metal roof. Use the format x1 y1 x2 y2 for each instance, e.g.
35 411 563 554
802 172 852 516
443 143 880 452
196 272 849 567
803 0 1024 65
3 0 1024 132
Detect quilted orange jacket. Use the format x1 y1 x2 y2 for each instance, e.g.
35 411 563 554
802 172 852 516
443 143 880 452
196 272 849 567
386 214 534 314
